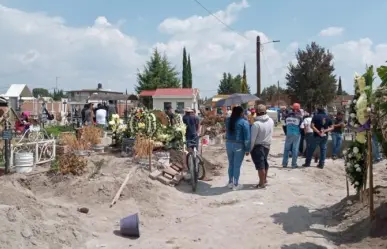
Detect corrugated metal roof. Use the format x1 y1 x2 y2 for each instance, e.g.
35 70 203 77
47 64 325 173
4 84 33 97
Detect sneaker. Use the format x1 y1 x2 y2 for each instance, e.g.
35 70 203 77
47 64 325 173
292 165 298 169
233 184 243 191
332 156 337 160
227 183 233 189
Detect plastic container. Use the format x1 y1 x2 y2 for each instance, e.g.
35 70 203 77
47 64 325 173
120 213 140 238
202 135 210 146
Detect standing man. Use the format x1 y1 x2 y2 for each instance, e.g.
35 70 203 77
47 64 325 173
250 105 274 188
282 105 303 168
300 112 313 157
165 105 176 125
95 103 107 129
331 111 345 159
303 107 333 169
83 104 93 126
183 107 198 150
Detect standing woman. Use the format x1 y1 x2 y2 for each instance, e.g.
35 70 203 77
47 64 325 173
225 106 250 191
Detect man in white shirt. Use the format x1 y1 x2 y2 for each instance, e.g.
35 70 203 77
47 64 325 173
300 112 313 157
95 103 107 128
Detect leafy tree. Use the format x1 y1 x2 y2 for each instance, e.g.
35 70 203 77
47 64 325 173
217 73 234 94
182 47 188 88
135 48 180 94
187 54 192 88
337 76 343 95
261 84 286 102
32 88 50 98
240 63 250 94
51 89 67 101
285 42 337 112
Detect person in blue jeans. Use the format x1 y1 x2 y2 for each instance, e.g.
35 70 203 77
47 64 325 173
372 134 382 163
303 107 334 169
331 111 345 159
282 110 302 168
225 106 250 191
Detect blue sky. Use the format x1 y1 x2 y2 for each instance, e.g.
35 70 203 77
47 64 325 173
0 0 386 96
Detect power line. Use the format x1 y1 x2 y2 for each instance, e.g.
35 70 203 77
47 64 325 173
191 0 277 87
191 0 248 41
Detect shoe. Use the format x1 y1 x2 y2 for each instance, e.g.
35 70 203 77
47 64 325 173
302 164 310 167
332 156 337 160
317 165 324 169
227 183 233 189
292 165 298 169
233 184 243 191
282 165 288 168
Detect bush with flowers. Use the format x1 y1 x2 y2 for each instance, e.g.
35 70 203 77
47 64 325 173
344 66 374 192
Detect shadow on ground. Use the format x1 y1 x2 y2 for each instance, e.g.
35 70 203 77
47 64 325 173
271 186 387 246
175 180 258 196
281 242 327 249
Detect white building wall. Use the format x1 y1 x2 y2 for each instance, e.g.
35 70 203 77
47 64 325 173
152 96 198 110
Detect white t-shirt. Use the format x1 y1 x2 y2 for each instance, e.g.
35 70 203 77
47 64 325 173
300 117 313 133
96 109 107 125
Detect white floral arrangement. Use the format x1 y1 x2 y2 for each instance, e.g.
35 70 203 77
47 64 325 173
344 70 373 192
127 108 157 138
343 142 366 192
109 114 126 133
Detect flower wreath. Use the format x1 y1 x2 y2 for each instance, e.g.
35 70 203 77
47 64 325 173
127 108 157 138
344 70 373 192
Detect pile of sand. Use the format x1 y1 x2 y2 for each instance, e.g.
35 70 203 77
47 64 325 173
0 178 88 249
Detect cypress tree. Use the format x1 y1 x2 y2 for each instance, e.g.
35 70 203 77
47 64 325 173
187 54 192 88
182 47 188 88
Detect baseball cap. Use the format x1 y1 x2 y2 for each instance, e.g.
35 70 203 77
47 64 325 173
293 103 301 110
184 107 193 112
257 104 266 113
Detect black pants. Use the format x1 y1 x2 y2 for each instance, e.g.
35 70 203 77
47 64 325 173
299 130 305 154
304 133 313 157
251 144 270 171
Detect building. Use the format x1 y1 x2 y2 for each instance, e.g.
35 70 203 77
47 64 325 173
67 83 123 104
2 84 34 111
139 88 199 111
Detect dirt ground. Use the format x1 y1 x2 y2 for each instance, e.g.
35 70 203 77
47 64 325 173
0 129 386 249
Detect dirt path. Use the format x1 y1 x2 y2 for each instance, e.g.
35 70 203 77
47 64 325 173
84 134 370 249
1 131 386 249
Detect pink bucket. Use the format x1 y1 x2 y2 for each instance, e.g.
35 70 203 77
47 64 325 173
202 135 209 146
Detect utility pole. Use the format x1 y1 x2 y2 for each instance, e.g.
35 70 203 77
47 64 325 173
256 36 261 97
256 36 280 98
55 76 59 91
277 80 280 108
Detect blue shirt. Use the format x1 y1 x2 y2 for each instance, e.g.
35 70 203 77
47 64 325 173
225 117 251 153
311 113 332 137
285 112 302 135
183 114 198 138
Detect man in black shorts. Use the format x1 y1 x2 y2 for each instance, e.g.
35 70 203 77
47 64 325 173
250 105 275 188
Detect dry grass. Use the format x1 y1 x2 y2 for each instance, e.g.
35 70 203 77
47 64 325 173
82 126 103 145
57 154 88 175
134 135 154 158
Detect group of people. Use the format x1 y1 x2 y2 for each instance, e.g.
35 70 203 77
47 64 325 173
80 100 116 128
281 103 382 168
225 104 275 191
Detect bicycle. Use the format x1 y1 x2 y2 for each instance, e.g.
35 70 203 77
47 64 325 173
186 136 206 192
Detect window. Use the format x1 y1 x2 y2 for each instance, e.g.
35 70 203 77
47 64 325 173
163 102 172 110
176 102 184 111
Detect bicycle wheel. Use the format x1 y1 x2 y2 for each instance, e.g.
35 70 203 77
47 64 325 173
187 152 197 192
197 156 206 180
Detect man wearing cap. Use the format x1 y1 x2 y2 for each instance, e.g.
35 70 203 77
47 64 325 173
183 107 199 150
250 104 274 188
282 103 303 168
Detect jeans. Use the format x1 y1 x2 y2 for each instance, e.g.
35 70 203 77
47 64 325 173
331 132 343 157
305 136 328 167
304 133 313 157
186 135 199 151
372 134 381 160
282 134 300 167
226 142 245 186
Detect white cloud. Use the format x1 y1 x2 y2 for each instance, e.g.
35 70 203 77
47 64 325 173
319 26 344 37
0 1 386 97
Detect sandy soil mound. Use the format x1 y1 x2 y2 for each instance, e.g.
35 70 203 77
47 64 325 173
0 179 88 249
